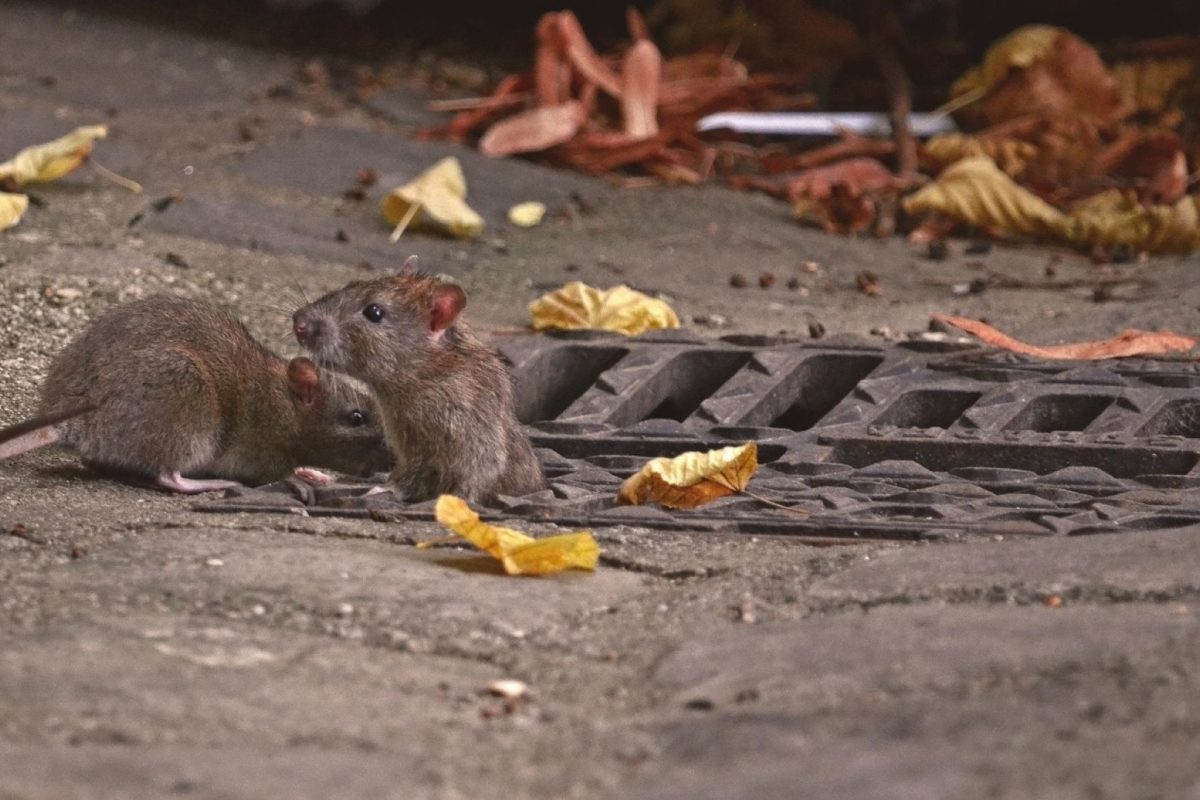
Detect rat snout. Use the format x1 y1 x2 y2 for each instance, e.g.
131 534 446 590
292 313 324 346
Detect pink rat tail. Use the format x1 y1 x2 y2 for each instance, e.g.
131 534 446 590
0 404 96 461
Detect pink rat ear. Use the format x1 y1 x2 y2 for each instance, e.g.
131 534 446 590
286 357 322 407
428 283 466 337
397 254 420 275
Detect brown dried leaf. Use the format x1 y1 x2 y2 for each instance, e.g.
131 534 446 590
951 26 1123 126
931 314 1197 359
1111 57 1196 116
479 101 586 157
617 443 758 510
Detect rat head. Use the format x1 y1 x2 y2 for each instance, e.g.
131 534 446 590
285 356 392 476
292 255 466 382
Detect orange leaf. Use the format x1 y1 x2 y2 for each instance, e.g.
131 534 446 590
479 101 586 157
931 314 1198 359
621 39 661 139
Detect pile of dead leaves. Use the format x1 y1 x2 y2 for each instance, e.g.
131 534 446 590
904 26 1200 254
423 9 805 185
427 14 1200 254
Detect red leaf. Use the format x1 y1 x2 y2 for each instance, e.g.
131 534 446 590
784 157 900 202
932 314 1198 359
479 101 586 157
621 39 661 139
534 12 570 107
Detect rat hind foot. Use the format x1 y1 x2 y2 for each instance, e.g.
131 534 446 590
156 472 242 494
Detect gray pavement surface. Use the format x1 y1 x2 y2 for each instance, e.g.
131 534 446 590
2 3 1200 798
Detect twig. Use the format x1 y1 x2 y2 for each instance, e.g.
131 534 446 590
89 158 143 194
389 200 422 242
742 489 810 516
928 86 986 120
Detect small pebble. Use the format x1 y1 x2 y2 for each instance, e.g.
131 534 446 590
486 679 528 700
337 602 355 617
786 276 801 290
758 272 776 289
205 558 224 567
808 321 826 339
801 260 821 273
964 239 992 255
729 273 749 289
926 240 949 260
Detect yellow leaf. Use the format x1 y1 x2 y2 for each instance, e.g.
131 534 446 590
903 156 1067 239
1111 58 1195 115
434 495 599 576
529 281 680 336
1065 190 1200 254
906 155 1200 254
508 201 546 227
617 442 757 509
0 193 29 231
0 125 108 186
978 25 1062 90
922 134 1038 177
380 157 484 240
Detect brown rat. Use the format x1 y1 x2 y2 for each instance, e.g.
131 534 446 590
292 258 545 505
2 294 392 493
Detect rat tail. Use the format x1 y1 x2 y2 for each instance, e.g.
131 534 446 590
0 404 96 461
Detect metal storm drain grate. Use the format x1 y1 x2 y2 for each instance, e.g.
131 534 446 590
198 330 1200 541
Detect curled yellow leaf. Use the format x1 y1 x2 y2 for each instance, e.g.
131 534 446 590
617 442 757 509
380 157 484 240
1065 190 1200 254
0 125 108 186
529 281 679 336
0 192 30 231
903 156 1067 238
922 134 1038 177
906 155 1200 254
508 201 546 227
434 495 599 576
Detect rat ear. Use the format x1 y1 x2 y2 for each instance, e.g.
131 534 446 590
428 283 466 338
397 254 420 275
286 357 322 408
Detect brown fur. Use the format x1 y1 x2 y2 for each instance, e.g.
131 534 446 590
34 294 391 484
293 268 546 504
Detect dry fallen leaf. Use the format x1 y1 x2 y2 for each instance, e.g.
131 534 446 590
903 156 1067 239
617 442 757 509
529 281 679 336
479 101 587 158
621 38 661 139
950 26 1123 126
0 125 108 187
434 495 599 576
508 201 546 227
931 314 1198 359
379 157 484 240
0 192 30 231
1111 57 1196 116
1065 190 1200 254
921 133 1039 178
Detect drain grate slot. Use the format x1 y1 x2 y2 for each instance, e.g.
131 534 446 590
874 390 981 429
1004 395 1115 433
609 350 752 426
1141 399 1200 438
513 345 629 423
769 353 884 431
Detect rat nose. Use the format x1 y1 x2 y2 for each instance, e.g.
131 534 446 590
293 315 323 345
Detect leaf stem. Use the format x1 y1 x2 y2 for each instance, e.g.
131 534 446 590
389 199 422 242
741 489 810 516
89 158 143 194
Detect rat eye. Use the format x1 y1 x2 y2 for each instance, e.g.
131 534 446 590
345 409 367 427
362 304 385 323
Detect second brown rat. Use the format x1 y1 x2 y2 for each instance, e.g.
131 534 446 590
292 259 545 504
2 294 392 493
